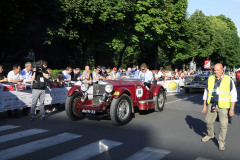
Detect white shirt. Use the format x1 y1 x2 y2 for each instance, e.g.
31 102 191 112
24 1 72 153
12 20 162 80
203 77 237 102
157 71 163 78
62 70 71 81
20 69 32 83
139 69 153 83
7 70 23 81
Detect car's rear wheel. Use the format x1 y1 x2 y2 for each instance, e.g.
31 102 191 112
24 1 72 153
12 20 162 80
65 92 85 121
110 94 132 125
154 89 165 112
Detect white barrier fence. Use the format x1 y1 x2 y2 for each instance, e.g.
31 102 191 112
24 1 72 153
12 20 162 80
0 83 71 111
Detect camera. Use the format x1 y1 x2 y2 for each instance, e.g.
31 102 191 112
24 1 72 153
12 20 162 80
32 61 43 73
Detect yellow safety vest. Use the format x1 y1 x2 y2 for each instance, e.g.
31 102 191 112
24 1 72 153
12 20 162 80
207 75 231 108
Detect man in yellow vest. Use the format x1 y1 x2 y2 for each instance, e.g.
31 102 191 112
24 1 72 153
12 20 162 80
202 63 237 151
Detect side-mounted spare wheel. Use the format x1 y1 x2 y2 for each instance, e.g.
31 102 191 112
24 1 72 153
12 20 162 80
154 89 165 112
110 94 133 125
65 92 85 121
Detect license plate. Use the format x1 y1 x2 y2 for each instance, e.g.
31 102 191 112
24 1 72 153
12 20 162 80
82 109 96 114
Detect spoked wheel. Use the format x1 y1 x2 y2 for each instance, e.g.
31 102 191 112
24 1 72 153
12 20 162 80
154 89 165 112
110 94 132 125
65 92 85 121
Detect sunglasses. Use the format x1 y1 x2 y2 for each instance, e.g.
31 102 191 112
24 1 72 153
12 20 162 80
141 68 145 71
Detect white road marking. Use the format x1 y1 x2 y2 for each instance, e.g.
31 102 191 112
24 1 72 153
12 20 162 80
0 132 81 160
195 157 212 160
50 139 122 160
0 128 48 143
0 125 20 132
165 95 199 104
125 147 170 160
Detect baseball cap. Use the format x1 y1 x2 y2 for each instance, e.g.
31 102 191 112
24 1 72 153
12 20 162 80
102 66 106 70
119 67 123 70
113 67 117 71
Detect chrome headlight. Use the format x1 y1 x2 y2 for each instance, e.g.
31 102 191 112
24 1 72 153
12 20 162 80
81 83 89 92
105 84 113 93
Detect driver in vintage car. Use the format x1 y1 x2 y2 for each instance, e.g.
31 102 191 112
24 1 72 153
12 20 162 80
139 63 153 89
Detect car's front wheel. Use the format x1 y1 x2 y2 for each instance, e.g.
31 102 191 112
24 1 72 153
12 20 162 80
65 92 85 121
110 94 132 125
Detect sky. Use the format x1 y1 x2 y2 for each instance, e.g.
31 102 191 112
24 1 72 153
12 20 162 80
187 0 240 37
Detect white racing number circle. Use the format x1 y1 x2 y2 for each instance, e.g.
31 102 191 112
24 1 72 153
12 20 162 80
136 86 143 98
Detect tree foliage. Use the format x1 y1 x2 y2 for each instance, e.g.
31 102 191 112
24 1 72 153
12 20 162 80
0 0 239 69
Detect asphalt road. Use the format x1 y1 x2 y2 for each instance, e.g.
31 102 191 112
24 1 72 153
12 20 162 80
0 88 240 160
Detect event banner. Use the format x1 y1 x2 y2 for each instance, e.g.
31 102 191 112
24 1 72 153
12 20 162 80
0 83 70 111
157 80 180 93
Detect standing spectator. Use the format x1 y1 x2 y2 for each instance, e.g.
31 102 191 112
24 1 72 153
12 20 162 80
62 66 72 82
20 62 32 83
92 67 100 84
202 63 237 151
236 70 240 87
110 67 118 80
7 64 23 84
30 61 49 121
106 69 111 80
56 72 64 88
71 68 82 81
157 68 164 81
0 65 8 83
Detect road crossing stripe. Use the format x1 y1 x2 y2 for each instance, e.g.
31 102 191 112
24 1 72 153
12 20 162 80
0 132 81 160
50 139 123 160
125 147 170 160
0 128 48 143
0 125 20 132
195 157 212 160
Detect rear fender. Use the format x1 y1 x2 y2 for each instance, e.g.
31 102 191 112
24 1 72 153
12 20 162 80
152 85 165 96
67 85 82 97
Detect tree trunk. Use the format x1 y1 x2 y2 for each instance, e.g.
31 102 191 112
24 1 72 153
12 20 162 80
117 43 127 67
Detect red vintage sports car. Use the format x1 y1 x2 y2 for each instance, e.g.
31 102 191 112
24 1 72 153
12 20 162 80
65 79 166 125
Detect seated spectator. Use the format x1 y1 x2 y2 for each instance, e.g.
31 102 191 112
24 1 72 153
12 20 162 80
116 67 124 78
100 66 108 80
110 67 118 80
20 62 32 84
132 65 139 78
125 68 133 78
62 66 72 82
7 64 23 84
92 67 100 84
106 69 111 80
71 68 82 81
0 65 8 83
80 65 92 85
56 72 64 88
46 68 53 82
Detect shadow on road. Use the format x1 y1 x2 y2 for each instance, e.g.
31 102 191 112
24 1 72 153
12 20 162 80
185 115 219 147
185 115 207 137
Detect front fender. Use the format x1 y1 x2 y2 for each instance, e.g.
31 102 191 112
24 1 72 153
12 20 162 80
67 85 82 97
113 87 131 98
152 85 165 96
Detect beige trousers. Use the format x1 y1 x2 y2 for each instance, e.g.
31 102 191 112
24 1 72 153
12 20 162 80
205 103 229 145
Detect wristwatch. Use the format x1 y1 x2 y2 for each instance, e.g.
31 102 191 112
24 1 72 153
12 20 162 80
231 108 234 111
